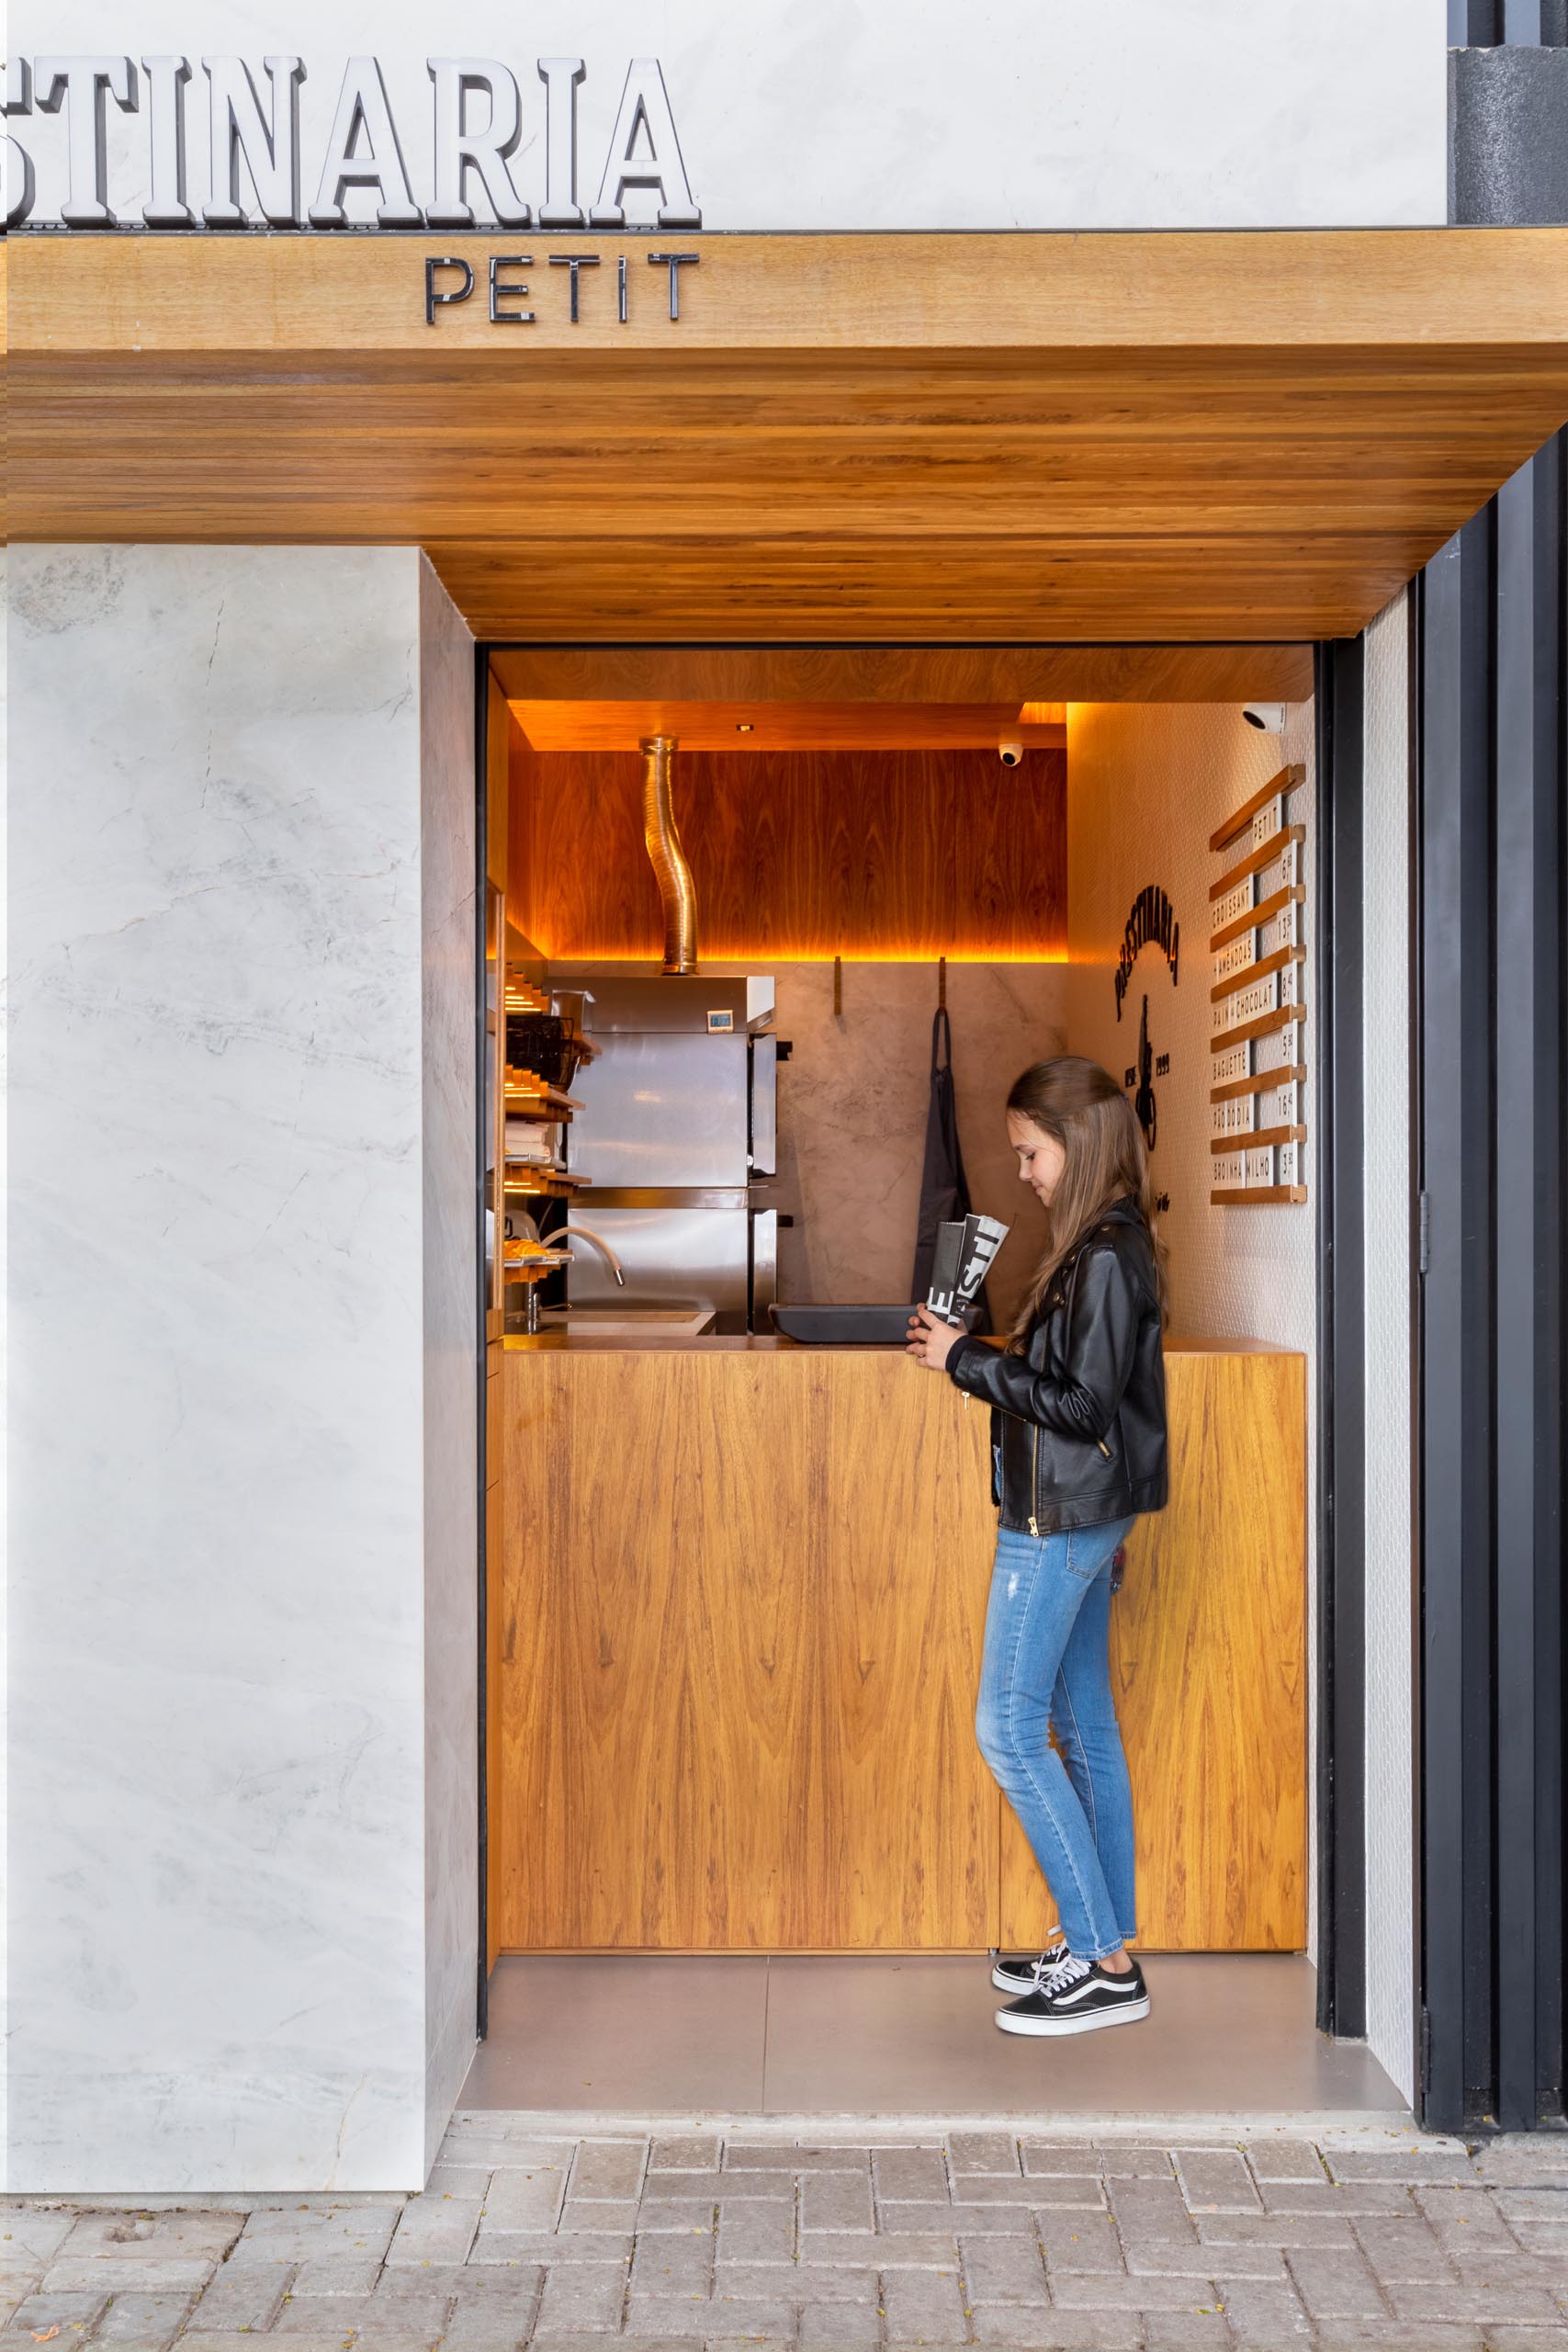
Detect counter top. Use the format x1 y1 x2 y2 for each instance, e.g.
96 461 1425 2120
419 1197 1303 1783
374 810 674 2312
502 1329 1297 1355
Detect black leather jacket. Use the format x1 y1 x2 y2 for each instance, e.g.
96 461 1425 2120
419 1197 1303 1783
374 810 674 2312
946 1194 1168 1535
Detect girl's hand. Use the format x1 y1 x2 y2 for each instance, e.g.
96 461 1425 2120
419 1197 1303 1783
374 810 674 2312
906 1302 964 1370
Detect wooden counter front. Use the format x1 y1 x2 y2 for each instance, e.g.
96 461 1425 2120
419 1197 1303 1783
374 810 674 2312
493 1344 1305 1953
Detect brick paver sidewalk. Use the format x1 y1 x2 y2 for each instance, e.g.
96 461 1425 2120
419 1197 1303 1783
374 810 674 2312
6 2119 1568 2352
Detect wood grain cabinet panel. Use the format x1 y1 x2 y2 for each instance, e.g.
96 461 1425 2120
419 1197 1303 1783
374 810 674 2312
496 1344 1305 1953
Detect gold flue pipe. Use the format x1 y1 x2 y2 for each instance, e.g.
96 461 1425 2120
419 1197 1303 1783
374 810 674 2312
640 734 697 974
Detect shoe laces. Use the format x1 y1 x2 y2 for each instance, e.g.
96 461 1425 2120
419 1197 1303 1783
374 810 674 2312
1031 1945 1081 1992
1037 1951 1095 1996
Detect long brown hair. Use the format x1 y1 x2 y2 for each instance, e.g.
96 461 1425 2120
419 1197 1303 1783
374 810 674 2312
1006 1055 1168 1341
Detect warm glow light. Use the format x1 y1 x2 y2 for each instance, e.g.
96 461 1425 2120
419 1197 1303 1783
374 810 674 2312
525 942 1069 965
1018 702 1068 726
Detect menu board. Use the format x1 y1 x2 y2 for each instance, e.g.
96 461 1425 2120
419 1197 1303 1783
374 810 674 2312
1207 764 1308 1206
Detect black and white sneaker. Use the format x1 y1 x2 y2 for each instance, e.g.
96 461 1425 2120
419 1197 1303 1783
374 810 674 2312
995 1951 1150 2035
990 1935 1066 1996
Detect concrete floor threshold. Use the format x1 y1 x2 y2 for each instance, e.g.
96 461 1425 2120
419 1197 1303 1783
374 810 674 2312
462 1954 1405 2119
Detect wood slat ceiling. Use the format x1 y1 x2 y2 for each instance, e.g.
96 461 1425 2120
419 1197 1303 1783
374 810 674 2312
8 230 1567 646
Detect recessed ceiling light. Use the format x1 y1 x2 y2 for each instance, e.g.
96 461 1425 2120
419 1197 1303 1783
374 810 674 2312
736 721 753 733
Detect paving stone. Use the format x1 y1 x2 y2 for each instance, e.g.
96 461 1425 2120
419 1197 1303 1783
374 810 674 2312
1019 2143 1099 2178
1195 2211 1354 2253
533 2261 628 2333
178 2337 355 2352
89 2288 192 2352
1478 2329 1568 2351
1052 2268 1220 2312
557 2199 642 2237
1310 2325 1484 2350
1284 2243 1389 2319
1413 2182 1520 2253
1096 2145 1174 2178
1495 2187 1568 2220
0 2221 74 2268
0 2290 110 2341
797 2172 872 2234
969 2312 1143 2351
1142 2316 1232 2350
632 2294 795 2338
386 2196 481 2267
714 2205 792 2267
44 2265 213 2297
1325 2145 1474 2185
958 2176 1102 2209
717 2150 797 2174
1108 2177 1200 2245
715 2263 872 2303
417 2167 492 2199
1176 2150 1264 2213
1208 2270 1312 2346
1470 2138 1568 2188
1386 2277 1562 2322
958 2233 1050 2302
186 2256 295 2330
288 2257 384 2295
1128 2237 1284 2284
1033 2210 1123 2275
803 2232 957 2271
428 2270 539 2351
340 2330 453 2352
946 2132 1020 2176
878 2262 966 2341
793 2146 873 2171
569 2143 648 2201
873 2150 948 2204
703 2338 795 2352
649 2140 720 2175
1257 2181 1416 2218
231 2208 402 2264
58 2218 243 2274
525 2336 697 2352
874 2201 1031 2236
797 2302 880 2347
1242 2140 1328 2185
1350 2213 1458 2284
634 2234 714 2299
634 2199 722 2235
479 2171 568 2237
467 2227 634 2267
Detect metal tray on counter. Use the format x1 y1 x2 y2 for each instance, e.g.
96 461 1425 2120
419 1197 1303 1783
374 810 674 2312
769 1303 977 1347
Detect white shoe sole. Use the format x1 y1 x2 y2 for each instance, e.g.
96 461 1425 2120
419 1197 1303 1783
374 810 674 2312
995 1994 1151 2036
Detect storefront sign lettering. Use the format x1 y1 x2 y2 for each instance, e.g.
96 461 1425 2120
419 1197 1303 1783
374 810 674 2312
3 53 700 233
424 248 699 326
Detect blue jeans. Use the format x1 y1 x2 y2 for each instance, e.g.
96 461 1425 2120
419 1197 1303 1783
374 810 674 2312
976 1518 1138 1961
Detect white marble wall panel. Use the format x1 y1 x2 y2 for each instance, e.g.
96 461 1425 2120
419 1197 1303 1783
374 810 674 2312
6 545 476 2189
415 562 479 2169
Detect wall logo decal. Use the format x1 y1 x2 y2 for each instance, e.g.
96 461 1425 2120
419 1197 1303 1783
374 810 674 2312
1114 884 1179 1020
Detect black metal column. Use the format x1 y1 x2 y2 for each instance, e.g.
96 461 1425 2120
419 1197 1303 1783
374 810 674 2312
1314 639 1368 2040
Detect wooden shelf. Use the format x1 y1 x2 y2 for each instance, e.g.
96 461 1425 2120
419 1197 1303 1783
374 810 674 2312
1210 1125 1306 1155
1211 1001 1308 1053
505 1083 583 1114
1211 944 1305 1004
1209 763 1303 854
1210 823 1305 905
502 1170 589 1196
1211 1062 1307 1105
1212 1185 1309 1206
1209 883 1304 954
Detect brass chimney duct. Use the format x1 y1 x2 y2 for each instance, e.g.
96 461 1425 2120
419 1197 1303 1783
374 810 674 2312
640 734 697 974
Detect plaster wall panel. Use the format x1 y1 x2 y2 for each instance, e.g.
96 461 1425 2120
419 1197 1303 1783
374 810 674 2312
1360 590 1416 2106
6 544 475 2189
1066 700 1319 1948
8 4 1445 232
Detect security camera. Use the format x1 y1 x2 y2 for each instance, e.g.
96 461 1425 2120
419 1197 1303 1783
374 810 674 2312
998 741 1023 767
1242 703 1287 734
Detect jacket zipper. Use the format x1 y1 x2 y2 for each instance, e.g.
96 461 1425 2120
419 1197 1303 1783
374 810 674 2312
1029 1427 1040 1537
1098 1436 1111 1457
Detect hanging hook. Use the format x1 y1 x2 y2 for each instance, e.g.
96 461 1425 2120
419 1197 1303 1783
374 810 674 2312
833 954 843 1017
938 955 947 1011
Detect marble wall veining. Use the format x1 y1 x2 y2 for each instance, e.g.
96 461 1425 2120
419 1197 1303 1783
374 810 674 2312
5 546 476 2191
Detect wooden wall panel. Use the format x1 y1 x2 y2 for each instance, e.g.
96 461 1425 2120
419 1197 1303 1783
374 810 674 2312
507 736 1066 962
495 1341 1306 1952
999 1350 1308 1951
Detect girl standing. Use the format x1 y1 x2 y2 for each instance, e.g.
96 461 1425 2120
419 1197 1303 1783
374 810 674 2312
908 1056 1168 2035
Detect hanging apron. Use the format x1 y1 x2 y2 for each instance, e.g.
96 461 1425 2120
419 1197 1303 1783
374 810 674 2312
909 1006 992 1332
